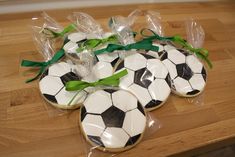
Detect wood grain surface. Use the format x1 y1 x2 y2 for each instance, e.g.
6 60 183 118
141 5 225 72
0 1 235 157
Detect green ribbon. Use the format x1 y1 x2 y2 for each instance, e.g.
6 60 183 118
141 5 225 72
21 49 65 83
141 28 212 68
76 34 119 53
93 39 159 55
66 69 128 92
42 24 77 38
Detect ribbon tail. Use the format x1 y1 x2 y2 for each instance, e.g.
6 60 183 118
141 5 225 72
66 81 90 91
25 67 45 83
21 60 45 67
195 52 213 69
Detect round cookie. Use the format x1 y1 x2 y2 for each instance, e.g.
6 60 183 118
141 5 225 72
39 62 88 109
80 89 146 152
159 48 207 97
63 32 99 61
92 51 120 79
145 42 176 59
114 52 171 111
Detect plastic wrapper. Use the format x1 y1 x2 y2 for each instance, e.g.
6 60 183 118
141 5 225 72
65 12 121 79
185 18 205 48
108 14 137 60
62 12 102 78
39 60 90 117
66 13 123 81
79 88 162 156
31 12 64 61
141 10 208 104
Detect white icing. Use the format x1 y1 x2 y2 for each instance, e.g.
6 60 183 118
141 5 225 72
186 55 203 73
96 52 119 63
128 84 152 108
118 69 134 89
92 62 114 79
48 62 71 77
122 109 146 137
173 77 193 94
164 44 175 51
146 51 159 59
167 49 186 64
153 43 164 52
162 59 178 79
63 41 78 53
55 87 87 105
189 74 205 91
84 90 112 114
112 90 137 112
82 114 106 137
147 59 168 79
39 76 63 95
124 53 147 71
68 32 86 42
146 43 164 59
101 127 129 148
148 79 171 101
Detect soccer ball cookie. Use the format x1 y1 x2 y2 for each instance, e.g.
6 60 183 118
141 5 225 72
114 52 171 111
160 48 207 97
92 51 120 79
80 89 146 152
145 42 175 59
63 32 98 60
39 62 88 109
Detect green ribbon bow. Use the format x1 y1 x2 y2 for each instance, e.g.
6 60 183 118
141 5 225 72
93 38 159 55
76 34 119 53
42 24 77 38
66 69 128 91
21 49 65 83
141 28 212 68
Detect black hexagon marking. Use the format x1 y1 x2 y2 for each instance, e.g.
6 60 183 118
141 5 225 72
125 134 141 147
160 50 168 61
87 135 104 147
80 106 87 121
158 51 164 57
134 68 154 88
141 53 155 60
63 36 70 45
101 106 125 128
176 63 194 80
165 73 172 87
160 43 167 46
187 90 200 95
111 57 119 67
201 67 207 82
145 100 162 109
43 94 57 103
137 102 145 116
177 49 190 56
60 72 81 85
76 38 87 46
104 89 116 94
115 60 124 72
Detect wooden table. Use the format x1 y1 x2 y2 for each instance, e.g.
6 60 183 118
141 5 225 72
0 1 235 157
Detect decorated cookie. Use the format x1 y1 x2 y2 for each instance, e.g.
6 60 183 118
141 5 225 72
92 51 120 79
80 89 146 152
39 62 88 109
63 32 98 60
114 52 171 111
145 42 175 59
160 48 207 97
